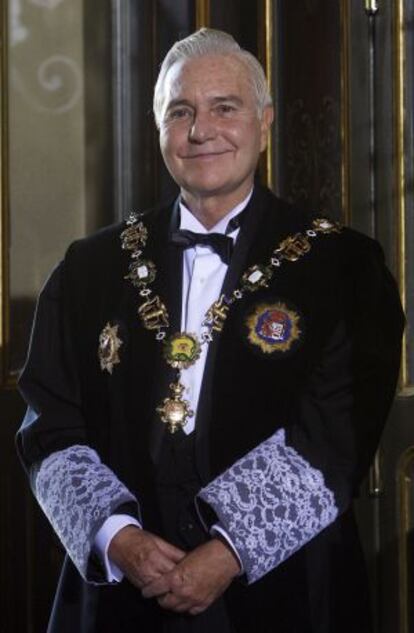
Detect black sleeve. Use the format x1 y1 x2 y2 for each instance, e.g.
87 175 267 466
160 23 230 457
16 262 141 584
16 262 87 470
287 239 405 512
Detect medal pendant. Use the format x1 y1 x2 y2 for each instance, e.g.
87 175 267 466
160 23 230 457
163 332 201 369
156 382 194 433
98 322 123 374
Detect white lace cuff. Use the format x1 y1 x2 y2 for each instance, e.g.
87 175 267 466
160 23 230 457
33 445 139 582
196 428 338 584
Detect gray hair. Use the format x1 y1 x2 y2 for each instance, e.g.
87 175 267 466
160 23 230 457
153 27 273 128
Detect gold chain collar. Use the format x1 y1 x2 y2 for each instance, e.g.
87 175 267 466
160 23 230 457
120 213 341 433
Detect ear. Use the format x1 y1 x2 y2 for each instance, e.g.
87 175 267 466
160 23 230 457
259 105 274 152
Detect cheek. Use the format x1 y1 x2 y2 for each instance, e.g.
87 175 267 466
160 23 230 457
159 138 178 173
222 121 261 152
159 130 171 157
160 127 189 165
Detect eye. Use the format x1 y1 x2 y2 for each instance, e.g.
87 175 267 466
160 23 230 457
165 107 192 122
215 103 237 116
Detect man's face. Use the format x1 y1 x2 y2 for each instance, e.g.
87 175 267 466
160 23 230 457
158 54 273 205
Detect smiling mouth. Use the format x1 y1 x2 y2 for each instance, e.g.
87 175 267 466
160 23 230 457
182 150 232 159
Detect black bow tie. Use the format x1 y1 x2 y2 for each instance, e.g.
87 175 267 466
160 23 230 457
169 230 234 265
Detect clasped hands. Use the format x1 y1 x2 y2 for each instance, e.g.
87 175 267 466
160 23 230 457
108 526 241 616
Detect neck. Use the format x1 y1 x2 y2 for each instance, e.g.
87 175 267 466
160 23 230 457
180 184 253 229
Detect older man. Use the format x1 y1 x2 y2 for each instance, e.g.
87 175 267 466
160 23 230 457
17 28 404 633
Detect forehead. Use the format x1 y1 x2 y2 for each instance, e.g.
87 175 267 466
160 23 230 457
162 54 254 104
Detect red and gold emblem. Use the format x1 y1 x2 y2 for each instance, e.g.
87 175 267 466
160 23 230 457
246 302 302 354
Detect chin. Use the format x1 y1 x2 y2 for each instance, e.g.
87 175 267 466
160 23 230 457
182 173 237 195
185 182 233 198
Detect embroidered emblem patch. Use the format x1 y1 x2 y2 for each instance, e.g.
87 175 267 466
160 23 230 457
98 322 123 374
246 302 302 354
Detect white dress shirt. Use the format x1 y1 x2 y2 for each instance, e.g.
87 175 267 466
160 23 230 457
94 191 253 581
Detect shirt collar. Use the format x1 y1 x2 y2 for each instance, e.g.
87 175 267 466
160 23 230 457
178 189 253 235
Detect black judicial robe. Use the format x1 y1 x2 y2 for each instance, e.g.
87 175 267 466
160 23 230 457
17 186 404 633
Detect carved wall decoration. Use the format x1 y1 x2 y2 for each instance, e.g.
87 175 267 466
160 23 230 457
10 0 81 115
6 0 87 378
11 55 82 114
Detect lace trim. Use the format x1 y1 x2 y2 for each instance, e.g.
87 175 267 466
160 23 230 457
197 428 338 583
34 445 138 581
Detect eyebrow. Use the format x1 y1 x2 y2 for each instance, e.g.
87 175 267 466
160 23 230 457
165 99 193 111
210 95 244 106
165 95 244 110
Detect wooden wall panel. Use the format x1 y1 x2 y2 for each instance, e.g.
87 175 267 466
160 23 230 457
277 1 342 219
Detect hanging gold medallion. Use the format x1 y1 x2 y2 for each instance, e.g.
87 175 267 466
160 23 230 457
157 382 194 433
163 333 201 369
98 322 123 374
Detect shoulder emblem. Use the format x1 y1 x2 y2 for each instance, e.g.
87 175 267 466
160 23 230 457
246 301 303 354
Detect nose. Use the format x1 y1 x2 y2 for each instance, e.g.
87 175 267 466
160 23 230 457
188 111 217 143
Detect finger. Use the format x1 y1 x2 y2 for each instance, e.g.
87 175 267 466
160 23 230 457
142 575 170 599
166 602 192 613
154 537 186 562
157 593 192 613
137 548 178 578
189 605 207 616
152 556 177 575
128 567 162 590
